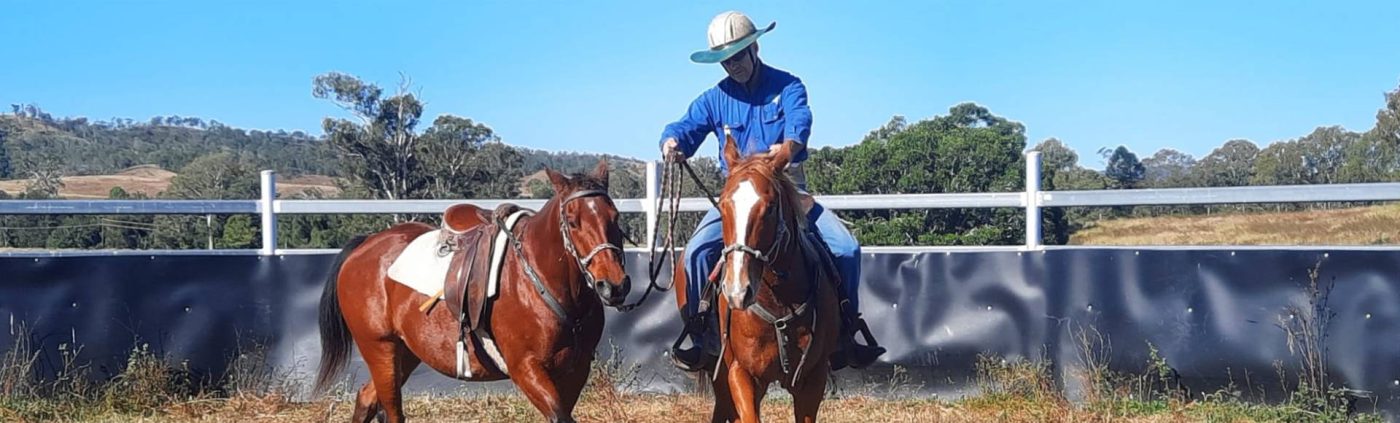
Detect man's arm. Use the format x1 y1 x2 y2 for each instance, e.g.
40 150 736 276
660 92 714 159
780 79 813 148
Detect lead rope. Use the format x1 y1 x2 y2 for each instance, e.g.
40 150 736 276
617 157 721 312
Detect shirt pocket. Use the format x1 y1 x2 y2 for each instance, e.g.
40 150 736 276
761 102 784 124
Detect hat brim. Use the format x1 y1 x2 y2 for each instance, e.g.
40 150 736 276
690 21 775 64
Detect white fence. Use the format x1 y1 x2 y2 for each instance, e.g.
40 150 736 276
6 151 1400 255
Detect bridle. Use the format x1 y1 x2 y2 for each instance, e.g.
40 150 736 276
556 188 625 289
716 175 794 284
502 188 624 324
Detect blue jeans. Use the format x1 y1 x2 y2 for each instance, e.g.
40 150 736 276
681 202 862 348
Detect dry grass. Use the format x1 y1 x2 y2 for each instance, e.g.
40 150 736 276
279 174 342 197
1070 204 1400 245
0 391 1266 423
0 165 340 198
3 346 1383 423
0 166 175 198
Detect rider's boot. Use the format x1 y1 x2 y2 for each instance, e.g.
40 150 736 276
670 270 721 372
669 311 719 372
799 227 885 371
830 298 886 371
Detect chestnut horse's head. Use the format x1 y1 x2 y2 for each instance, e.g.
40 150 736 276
544 160 631 308
717 133 806 309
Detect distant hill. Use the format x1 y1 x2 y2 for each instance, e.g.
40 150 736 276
1069 204 1400 245
0 113 338 178
0 164 341 199
517 147 646 174
0 109 647 199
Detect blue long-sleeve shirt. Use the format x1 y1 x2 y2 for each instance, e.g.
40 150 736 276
660 64 812 176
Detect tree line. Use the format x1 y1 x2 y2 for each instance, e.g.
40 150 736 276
1 74 1397 249
1031 82 1400 232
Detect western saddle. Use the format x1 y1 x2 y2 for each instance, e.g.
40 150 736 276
420 201 529 377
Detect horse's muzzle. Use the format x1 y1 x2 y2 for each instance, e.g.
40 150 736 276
594 275 631 307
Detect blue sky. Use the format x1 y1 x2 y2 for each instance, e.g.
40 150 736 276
3 1 1399 169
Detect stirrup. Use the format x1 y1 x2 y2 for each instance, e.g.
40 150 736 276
669 344 717 372
846 316 885 368
832 308 885 370
851 314 881 349
669 313 717 372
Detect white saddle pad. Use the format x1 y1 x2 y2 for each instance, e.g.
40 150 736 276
384 209 533 378
386 210 532 300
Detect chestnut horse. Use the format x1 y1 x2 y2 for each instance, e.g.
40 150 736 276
700 135 842 422
312 161 631 423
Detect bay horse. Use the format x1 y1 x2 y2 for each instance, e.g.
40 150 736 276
312 161 631 423
700 135 843 422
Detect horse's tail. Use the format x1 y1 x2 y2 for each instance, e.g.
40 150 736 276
313 234 369 396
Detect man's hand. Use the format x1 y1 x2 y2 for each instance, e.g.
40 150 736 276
662 138 683 162
764 139 802 158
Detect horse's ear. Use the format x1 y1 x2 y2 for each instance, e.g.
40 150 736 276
592 159 609 184
545 166 570 193
768 140 796 172
722 129 741 169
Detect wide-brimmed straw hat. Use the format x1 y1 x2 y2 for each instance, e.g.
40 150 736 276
690 11 776 64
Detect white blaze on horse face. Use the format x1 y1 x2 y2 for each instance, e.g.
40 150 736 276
726 180 760 302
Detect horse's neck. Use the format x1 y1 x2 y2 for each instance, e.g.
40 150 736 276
759 202 813 305
520 200 560 244
516 199 581 287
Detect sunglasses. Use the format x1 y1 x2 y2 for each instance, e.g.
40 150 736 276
722 47 752 68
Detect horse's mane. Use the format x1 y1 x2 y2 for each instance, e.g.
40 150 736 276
564 170 608 193
536 169 610 223
726 156 807 233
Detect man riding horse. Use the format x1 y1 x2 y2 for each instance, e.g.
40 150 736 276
660 11 885 372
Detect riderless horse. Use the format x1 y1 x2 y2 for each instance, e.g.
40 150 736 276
312 161 630 423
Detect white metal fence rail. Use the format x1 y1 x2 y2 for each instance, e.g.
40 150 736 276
6 151 1400 255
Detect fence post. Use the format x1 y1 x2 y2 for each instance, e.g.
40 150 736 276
260 170 278 256
644 161 660 250
1024 151 1042 250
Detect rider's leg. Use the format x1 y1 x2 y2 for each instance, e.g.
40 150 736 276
673 208 723 370
684 208 724 320
808 202 861 311
807 202 885 370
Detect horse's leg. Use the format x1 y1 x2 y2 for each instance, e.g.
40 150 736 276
726 364 766 423
350 382 382 423
552 357 591 422
513 361 574 423
792 369 829 423
709 361 738 423
359 340 421 423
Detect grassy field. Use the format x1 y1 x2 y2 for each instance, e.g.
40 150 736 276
1070 203 1400 245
